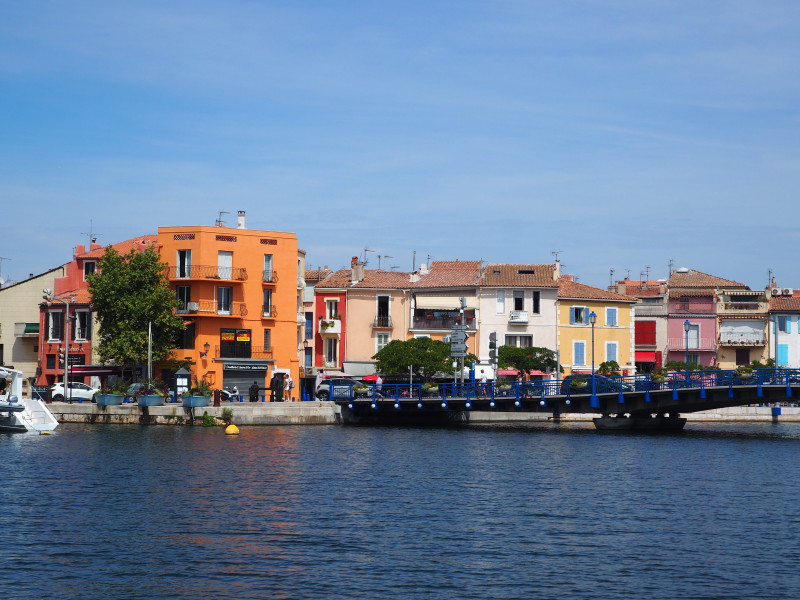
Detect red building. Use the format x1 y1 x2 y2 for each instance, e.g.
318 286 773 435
36 235 157 387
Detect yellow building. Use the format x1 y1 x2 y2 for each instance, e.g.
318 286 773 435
558 277 637 376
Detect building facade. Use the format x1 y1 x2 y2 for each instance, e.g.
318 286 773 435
157 213 300 395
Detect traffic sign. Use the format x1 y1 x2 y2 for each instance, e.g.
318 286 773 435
450 331 467 344
450 342 468 353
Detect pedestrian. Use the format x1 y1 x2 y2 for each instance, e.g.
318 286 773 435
232 384 239 401
479 369 488 398
249 380 259 403
284 375 293 402
376 374 383 397
270 374 282 402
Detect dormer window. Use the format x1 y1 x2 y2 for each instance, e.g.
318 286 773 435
83 261 96 280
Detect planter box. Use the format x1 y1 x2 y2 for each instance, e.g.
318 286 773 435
137 394 165 407
182 395 211 408
96 394 124 407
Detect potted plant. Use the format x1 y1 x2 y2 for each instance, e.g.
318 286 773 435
735 365 754 380
136 379 168 407
570 376 588 389
184 378 212 407
97 380 128 407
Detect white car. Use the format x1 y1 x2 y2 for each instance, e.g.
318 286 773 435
51 382 100 403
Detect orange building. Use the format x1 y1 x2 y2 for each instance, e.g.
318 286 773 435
157 212 301 398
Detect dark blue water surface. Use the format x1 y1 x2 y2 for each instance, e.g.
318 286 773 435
3 422 800 599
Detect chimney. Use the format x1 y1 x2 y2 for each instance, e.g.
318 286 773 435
237 211 246 229
351 256 364 283
553 260 560 280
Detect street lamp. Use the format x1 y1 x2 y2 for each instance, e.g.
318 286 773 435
589 311 598 408
683 320 691 386
43 289 75 402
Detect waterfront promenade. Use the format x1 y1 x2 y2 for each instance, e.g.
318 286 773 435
46 400 800 426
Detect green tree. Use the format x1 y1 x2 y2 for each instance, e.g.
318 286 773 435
87 246 184 373
497 345 560 373
597 360 621 375
372 337 476 381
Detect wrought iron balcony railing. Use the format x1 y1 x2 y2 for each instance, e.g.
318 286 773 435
168 265 248 281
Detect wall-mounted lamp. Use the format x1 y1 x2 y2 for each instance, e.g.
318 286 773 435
201 342 210 358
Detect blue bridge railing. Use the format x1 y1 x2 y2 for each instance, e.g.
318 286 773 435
328 368 800 404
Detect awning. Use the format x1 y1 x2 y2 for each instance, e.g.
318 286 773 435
414 295 477 309
24 323 39 334
635 351 656 362
68 365 121 376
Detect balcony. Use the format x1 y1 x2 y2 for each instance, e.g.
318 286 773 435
719 334 766 346
262 305 279 319
412 316 475 331
319 318 341 335
372 316 393 328
508 310 528 324
667 301 716 315
717 301 768 315
176 299 248 317
635 303 668 317
667 337 716 351
15 322 39 338
263 269 278 284
167 265 248 281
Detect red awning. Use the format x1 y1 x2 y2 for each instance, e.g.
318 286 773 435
68 365 121 376
497 369 519 376
635 351 656 362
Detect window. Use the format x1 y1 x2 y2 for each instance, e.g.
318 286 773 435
326 299 339 319
605 342 618 363
735 348 750 366
496 290 505 314
177 250 192 278
687 352 700 365
305 312 313 339
532 291 540 314
606 307 618 327
176 286 191 311
325 338 338 366
376 296 390 327
264 254 274 282
686 324 699 349
376 333 391 352
304 347 312 368
570 306 587 324
217 287 233 315
218 251 233 279
83 261 96 280
778 316 788 333
263 289 273 317
220 328 251 358
573 341 586 366
46 310 64 341
505 335 533 348
263 329 271 350
177 323 195 349
74 310 91 341
513 290 524 311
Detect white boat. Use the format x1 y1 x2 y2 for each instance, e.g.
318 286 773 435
0 367 59 434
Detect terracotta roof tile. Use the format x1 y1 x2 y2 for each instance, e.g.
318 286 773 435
559 278 637 303
668 269 748 292
412 261 481 289
305 269 333 282
54 289 92 304
479 264 559 288
770 296 800 312
80 234 157 259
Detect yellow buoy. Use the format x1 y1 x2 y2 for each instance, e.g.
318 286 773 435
225 424 239 435
40 431 52 435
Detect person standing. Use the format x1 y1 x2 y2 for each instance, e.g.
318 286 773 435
249 380 259 403
376 374 383 398
284 375 293 402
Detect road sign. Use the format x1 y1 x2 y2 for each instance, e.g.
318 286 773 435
450 343 468 353
450 331 467 344
450 352 467 358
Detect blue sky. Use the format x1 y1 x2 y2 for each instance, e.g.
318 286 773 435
2 1 799 289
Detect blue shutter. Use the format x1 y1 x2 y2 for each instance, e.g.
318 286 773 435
575 342 585 365
788 317 793 334
570 307 576 324
778 344 789 366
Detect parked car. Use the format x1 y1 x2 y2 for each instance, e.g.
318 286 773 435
560 375 632 394
315 377 365 401
51 381 100 403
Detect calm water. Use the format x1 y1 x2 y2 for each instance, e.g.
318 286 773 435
3 422 800 599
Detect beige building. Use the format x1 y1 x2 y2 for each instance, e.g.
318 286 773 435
0 266 66 393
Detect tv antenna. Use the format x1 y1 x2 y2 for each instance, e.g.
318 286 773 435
81 220 101 245
362 247 375 265
0 256 9 287
551 250 562 263
609 268 615 288
215 210 230 227
378 255 393 270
